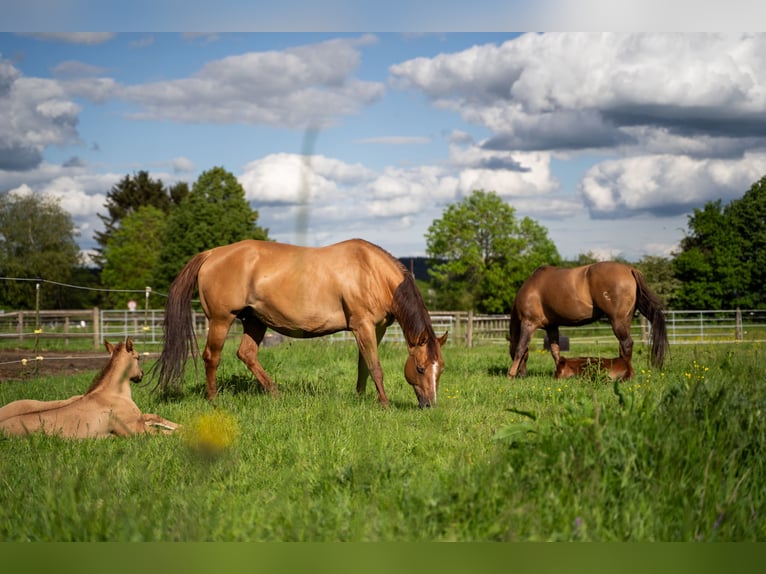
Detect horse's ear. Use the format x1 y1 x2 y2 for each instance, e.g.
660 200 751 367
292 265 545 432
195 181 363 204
104 339 114 354
125 337 133 351
438 331 449 346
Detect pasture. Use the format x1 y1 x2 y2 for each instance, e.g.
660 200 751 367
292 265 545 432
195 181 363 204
0 337 764 541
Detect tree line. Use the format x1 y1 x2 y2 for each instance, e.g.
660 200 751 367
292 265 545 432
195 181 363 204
1 168 765 312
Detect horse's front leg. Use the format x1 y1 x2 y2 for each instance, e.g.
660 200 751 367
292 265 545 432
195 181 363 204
143 413 181 434
353 324 389 407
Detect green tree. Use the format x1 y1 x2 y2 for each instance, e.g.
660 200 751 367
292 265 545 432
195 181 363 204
100 206 167 308
672 183 759 309
426 190 560 313
153 167 269 290
94 171 188 268
635 255 680 308
0 192 81 309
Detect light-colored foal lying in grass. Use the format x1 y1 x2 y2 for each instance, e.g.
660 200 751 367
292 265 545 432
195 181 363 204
0 338 179 438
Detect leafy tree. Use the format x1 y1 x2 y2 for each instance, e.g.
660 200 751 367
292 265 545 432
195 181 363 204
0 192 81 309
635 255 680 308
673 176 766 309
426 190 560 313
100 206 167 308
94 171 188 268
153 166 269 290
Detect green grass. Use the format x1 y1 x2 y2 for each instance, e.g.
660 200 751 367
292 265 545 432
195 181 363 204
1 338 764 541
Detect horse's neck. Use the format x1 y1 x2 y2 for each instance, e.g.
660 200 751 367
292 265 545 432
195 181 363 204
88 359 133 399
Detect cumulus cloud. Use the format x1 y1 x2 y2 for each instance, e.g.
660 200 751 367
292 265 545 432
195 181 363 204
391 33 766 221
172 156 196 174
391 33 766 154
120 35 384 128
580 152 766 217
0 57 81 171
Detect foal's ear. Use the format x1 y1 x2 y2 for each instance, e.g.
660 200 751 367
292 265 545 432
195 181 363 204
104 339 114 354
125 337 133 352
438 331 449 346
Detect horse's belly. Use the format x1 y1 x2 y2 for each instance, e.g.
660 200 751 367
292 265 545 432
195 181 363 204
252 301 349 337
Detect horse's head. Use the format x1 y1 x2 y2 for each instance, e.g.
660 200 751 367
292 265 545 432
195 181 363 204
105 337 143 383
404 331 448 408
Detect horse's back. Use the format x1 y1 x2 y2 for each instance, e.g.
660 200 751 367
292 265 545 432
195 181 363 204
197 239 405 333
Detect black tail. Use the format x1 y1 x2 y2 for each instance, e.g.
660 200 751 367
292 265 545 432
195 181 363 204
151 252 208 393
632 268 669 368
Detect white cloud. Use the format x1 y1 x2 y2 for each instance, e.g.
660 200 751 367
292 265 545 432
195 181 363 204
240 153 372 205
0 59 82 169
120 36 384 128
580 152 766 217
172 156 196 174
391 33 766 153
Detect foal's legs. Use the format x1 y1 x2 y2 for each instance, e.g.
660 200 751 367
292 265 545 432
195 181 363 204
202 317 235 400
236 317 279 396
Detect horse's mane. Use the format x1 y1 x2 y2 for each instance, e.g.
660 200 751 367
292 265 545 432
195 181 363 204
391 271 439 359
84 341 125 395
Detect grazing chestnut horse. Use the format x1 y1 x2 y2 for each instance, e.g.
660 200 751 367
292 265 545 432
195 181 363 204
554 356 632 381
154 239 448 408
0 338 179 438
508 262 668 379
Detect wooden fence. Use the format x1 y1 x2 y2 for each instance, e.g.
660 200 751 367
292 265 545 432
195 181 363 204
1 308 765 351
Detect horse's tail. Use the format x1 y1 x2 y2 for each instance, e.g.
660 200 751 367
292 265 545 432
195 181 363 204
152 251 209 394
632 268 669 368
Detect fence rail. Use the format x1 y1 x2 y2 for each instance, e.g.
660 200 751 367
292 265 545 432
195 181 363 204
1 307 765 351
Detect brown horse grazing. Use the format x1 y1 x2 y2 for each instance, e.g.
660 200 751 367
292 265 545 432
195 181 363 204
554 356 632 381
153 239 448 408
508 262 668 379
0 338 179 438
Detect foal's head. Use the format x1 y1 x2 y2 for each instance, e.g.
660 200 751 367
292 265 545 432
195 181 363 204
105 337 143 383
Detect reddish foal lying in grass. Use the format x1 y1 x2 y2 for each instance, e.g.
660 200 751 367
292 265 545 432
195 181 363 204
554 356 633 381
0 338 179 438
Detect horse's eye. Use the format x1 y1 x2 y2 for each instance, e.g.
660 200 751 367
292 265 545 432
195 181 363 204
416 365 426 375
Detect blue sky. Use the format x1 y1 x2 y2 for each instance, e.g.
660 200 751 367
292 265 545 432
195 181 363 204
2 29 766 262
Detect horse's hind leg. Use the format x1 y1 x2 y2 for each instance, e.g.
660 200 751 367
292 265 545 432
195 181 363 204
508 321 534 378
202 318 234 400
545 326 561 364
237 317 278 396
611 319 635 379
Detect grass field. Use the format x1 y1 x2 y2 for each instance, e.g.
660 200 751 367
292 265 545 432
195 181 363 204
0 337 764 541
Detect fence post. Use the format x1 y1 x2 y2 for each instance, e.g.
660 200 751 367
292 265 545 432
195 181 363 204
93 307 100 349
466 310 474 349
735 307 743 341
17 311 24 345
